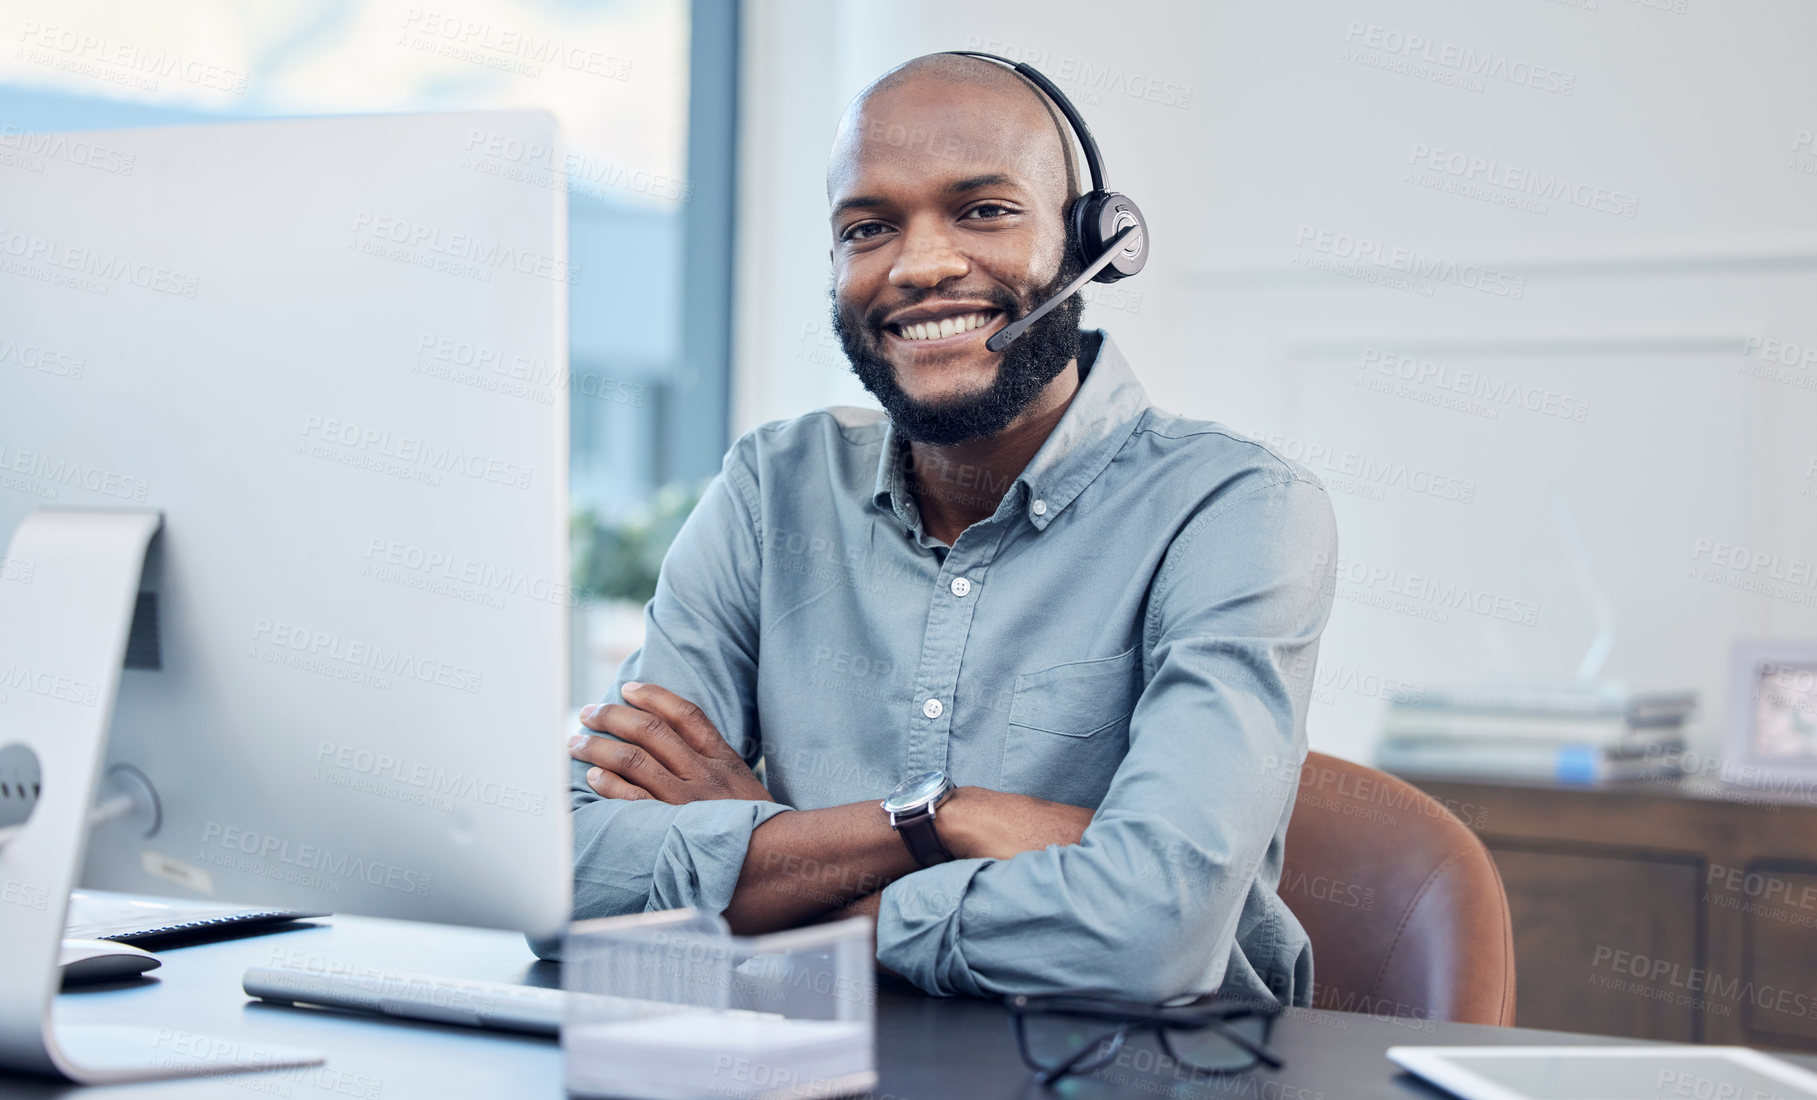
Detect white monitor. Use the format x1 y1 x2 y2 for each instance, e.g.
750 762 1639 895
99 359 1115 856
0 110 573 938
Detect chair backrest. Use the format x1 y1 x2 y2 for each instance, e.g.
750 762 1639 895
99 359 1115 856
1278 751 1516 1026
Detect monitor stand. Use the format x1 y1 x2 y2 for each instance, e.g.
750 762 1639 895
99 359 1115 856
0 508 323 1083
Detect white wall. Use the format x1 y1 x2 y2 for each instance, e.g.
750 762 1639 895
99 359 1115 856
733 0 1817 763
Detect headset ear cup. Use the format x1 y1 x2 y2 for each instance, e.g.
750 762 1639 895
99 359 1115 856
1069 191 1110 269
1072 190 1148 283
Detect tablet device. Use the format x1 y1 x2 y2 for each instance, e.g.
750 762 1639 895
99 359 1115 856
1387 1044 1817 1100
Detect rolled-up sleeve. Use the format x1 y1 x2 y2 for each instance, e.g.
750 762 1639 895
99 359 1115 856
532 439 789 958
875 475 1336 1002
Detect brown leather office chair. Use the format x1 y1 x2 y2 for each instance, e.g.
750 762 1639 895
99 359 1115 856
1278 751 1517 1026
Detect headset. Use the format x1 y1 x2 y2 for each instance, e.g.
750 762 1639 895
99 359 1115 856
942 50 1149 353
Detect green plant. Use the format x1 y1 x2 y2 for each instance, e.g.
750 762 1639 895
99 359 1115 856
571 480 707 604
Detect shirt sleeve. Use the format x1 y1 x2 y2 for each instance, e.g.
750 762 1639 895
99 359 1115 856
531 439 790 959
875 475 1337 1002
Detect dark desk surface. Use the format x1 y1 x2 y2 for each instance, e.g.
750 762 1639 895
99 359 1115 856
21 914 1817 1099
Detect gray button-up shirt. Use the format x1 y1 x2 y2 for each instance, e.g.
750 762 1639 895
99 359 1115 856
554 330 1337 1005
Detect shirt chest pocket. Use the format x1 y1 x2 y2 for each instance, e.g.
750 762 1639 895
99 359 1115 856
999 645 1143 808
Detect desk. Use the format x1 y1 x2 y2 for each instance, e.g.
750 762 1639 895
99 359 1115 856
21 915 1817 1099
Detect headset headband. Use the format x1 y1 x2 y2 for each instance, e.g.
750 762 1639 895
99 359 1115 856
942 50 1107 194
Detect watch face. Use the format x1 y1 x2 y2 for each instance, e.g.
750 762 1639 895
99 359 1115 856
883 770 949 814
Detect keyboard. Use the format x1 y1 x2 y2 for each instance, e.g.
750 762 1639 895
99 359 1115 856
243 965 566 1035
66 889 326 948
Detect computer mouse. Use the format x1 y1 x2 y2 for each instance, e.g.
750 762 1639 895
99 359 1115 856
59 938 162 986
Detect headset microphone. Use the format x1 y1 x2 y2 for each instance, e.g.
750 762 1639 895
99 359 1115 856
985 225 1137 353
944 51 1150 354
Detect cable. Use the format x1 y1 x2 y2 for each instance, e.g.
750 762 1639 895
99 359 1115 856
0 793 133 849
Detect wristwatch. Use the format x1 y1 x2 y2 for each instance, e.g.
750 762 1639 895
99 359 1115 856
882 770 956 867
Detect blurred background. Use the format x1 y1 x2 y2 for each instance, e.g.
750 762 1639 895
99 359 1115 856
4 0 1813 759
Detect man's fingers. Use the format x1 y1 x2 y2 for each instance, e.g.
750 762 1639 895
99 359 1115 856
570 733 683 798
580 702 697 774
578 705 611 732
571 685 767 803
622 682 741 759
585 766 654 802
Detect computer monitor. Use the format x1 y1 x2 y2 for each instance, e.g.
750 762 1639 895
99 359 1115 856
0 110 573 1079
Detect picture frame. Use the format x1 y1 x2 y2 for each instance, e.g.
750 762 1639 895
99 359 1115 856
1724 640 1817 794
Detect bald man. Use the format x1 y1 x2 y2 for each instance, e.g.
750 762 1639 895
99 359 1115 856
557 53 1338 1006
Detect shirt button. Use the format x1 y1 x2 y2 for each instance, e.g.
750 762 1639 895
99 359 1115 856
949 577 972 598
922 698 943 719
1031 498 1048 516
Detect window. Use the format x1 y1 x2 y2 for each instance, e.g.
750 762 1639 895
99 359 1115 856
0 0 737 703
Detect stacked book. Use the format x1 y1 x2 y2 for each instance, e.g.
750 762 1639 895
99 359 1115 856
1375 682 1695 784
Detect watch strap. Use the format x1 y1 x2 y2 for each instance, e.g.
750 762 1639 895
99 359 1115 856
896 809 954 867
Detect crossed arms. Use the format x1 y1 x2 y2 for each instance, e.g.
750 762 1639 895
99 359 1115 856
567 681 1096 934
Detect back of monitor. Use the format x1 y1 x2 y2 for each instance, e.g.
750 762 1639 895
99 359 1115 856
0 110 573 938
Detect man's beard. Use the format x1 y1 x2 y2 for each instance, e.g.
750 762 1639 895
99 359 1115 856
831 237 1086 446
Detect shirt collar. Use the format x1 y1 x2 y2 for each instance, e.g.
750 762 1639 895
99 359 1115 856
871 330 1150 533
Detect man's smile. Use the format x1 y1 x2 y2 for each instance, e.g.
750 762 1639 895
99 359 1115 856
882 303 1005 349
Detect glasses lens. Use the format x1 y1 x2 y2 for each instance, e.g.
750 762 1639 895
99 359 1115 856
1163 1013 1273 1074
1018 1014 1125 1073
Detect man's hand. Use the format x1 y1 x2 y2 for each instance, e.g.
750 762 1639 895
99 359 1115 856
569 681 772 805
936 786 1094 861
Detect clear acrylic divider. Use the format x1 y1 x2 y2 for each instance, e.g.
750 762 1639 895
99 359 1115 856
562 909 877 1100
